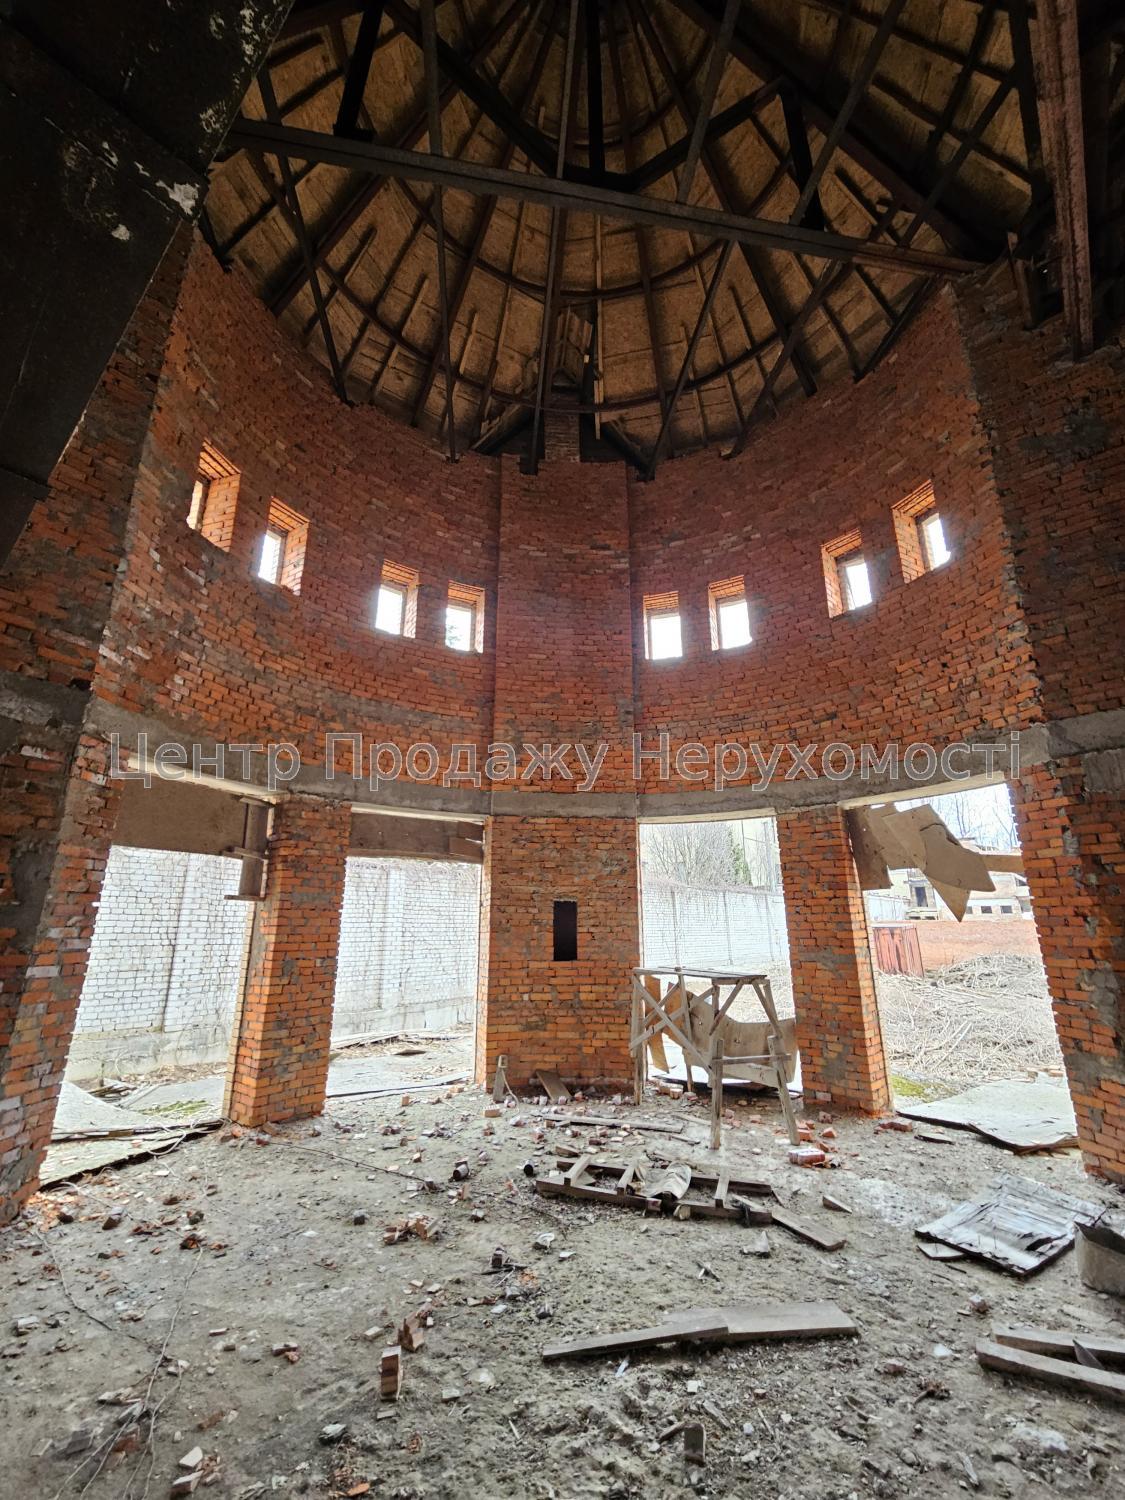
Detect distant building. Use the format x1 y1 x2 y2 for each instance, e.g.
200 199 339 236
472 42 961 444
889 843 1032 920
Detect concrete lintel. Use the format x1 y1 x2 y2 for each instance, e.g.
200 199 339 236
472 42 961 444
85 701 491 817
489 789 640 819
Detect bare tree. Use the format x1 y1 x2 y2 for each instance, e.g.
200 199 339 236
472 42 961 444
641 819 782 890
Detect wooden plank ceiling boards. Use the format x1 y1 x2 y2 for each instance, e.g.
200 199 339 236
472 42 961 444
204 1 1124 472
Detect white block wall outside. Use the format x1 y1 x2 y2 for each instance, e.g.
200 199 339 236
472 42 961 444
71 847 482 1080
71 847 252 1079
332 856 480 1038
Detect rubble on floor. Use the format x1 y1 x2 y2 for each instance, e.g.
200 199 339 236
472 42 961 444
3 1079 1123 1498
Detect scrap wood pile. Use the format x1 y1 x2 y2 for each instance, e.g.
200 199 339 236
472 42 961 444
878 953 1063 1086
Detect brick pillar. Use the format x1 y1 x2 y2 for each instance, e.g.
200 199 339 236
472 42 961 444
226 796 349 1126
776 804 891 1113
0 737 122 1223
476 815 638 1090
1012 763 1125 1181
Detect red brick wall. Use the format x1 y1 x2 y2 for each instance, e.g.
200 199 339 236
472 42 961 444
0 235 188 1224
493 452 635 790
0 737 123 1221
1011 762 1125 1180
960 265 1125 723
475 453 640 1085
97 239 501 772
776 804 891 1113
227 796 349 1127
630 289 1037 790
959 271 1125 1181
477 815 639 1089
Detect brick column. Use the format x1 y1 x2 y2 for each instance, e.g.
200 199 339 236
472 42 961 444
1012 763 1125 1181
776 804 891 1113
476 815 638 1090
0 737 122 1223
226 796 349 1126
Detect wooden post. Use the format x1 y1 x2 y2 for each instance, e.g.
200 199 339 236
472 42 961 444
630 978 644 1105
710 1036 724 1151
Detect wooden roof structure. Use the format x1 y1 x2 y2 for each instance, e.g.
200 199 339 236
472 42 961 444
205 0 1125 472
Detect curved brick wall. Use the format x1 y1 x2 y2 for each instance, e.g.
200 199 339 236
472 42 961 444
630 288 1039 794
95 241 501 770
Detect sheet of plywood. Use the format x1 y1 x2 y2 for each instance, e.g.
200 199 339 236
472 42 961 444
897 1078 1077 1152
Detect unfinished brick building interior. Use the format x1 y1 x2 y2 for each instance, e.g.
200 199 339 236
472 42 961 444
3 1 1125 1495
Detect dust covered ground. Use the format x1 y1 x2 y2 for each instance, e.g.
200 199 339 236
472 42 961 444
2 1072 1123 1500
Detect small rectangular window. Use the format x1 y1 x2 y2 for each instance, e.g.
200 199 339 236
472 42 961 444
840 554 872 611
375 581 406 635
188 442 239 550
821 529 869 617
919 510 951 569
446 582 485 652
258 499 309 592
375 560 419 638
708 576 752 650
893 481 950 579
258 526 286 584
552 900 578 962
643 591 682 660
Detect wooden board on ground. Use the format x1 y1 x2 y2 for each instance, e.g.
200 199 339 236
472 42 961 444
976 1338 1125 1404
542 1312 728 1361
542 1301 857 1361
916 1174 1100 1275
992 1325 1125 1369
771 1205 847 1251
535 1069 571 1103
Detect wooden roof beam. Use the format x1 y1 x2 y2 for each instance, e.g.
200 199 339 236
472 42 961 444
665 0 987 255
645 240 734 476
676 0 740 203
527 0 581 472
419 0 457 458
1031 0 1095 356
790 0 910 226
269 0 526 315
629 0 818 396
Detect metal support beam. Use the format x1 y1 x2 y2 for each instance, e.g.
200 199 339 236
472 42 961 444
229 117 982 274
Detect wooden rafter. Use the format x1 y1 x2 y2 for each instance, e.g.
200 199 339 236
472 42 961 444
645 240 734 476
1032 0 1095 357
676 0 740 203
419 0 457 458
268 0 527 315
528 0 581 471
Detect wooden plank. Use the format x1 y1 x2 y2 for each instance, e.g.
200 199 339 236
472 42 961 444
535 1069 572 1103
543 1313 729 1362
770 1206 847 1252
992 1326 1125 1369
694 1302 857 1342
976 1338 1125 1404
543 1301 857 1361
